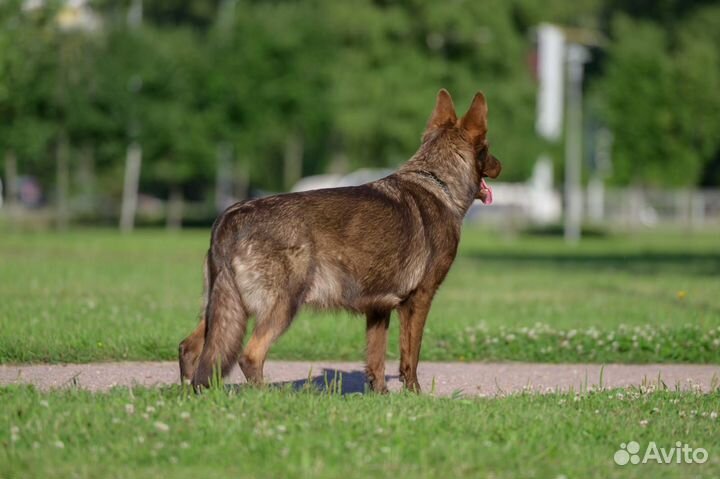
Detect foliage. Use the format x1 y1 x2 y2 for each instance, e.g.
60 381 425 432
592 10 720 186
0 0 719 208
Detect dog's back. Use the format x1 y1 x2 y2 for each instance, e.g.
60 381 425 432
209 174 459 315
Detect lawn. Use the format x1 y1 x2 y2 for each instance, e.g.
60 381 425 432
1 384 719 478
0 228 718 364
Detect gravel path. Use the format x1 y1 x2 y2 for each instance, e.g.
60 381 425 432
1 361 718 395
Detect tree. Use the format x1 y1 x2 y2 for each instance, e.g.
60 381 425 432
208 0 335 191
0 2 59 188
136 27 214 227
593 12 720 186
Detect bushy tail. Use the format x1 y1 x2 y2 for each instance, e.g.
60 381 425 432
179 254 212 382
191 260 249 389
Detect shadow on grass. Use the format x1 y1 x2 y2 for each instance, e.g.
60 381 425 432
226 368 396 395
463 251 720 276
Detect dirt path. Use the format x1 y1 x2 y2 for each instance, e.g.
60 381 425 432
1 361 718 395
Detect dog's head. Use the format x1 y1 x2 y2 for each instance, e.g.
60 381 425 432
425 89 502 204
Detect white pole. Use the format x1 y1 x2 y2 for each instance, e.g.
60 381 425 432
536 24 565 141
564 44 589 244
127 0 143 28
120 0 143 233
119 142 142 233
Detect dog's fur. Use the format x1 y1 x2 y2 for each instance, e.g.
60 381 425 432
179 89 501 392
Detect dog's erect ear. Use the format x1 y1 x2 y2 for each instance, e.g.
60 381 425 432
427 89 457 130
460 91 488 143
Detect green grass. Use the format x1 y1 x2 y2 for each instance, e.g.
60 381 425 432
0 228 718 364
1 385 719 478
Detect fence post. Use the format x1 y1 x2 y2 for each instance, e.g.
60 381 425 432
587 176 604 223
691 191 705 230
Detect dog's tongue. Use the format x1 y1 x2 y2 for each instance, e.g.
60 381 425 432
480 178 493 205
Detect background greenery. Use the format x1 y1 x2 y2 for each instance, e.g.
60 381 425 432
1 0 720 221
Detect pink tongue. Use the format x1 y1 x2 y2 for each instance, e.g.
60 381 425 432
480 178 493 205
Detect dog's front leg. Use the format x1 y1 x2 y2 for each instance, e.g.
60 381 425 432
397 289 434 393
365 309 391 393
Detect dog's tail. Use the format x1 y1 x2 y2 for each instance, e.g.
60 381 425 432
200 252 211 323
178 253 213 382
191 255 249 389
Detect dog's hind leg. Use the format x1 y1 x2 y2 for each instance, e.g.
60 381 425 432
191 267 249 389
365 309 391 393
239 297 297 384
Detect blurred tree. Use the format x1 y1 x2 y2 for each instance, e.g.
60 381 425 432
3 0 720 228
0 2 58 189
513 0 604 30
593 17 681 185
213 0 334 191
322 0 542 180
136 27 214 228
601 0 719 27
55 13 109 227
673 4 720 187
593 11 720 186
141 0 220 28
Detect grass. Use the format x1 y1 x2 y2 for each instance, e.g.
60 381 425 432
0 227 718 364
1 384 719 478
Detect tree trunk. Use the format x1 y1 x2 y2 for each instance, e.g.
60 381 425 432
119 142 142 233
76 144 96 217
3 150 18 210
215 142 233 212
56 132 70 231
587 175 604 223
236 158 249 201
166 185 184 230
283 132 303 191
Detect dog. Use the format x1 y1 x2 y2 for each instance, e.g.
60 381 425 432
179 89 501 392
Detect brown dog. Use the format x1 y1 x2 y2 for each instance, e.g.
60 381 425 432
179 89 501 392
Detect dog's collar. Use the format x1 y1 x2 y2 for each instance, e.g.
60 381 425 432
412 170 450 195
